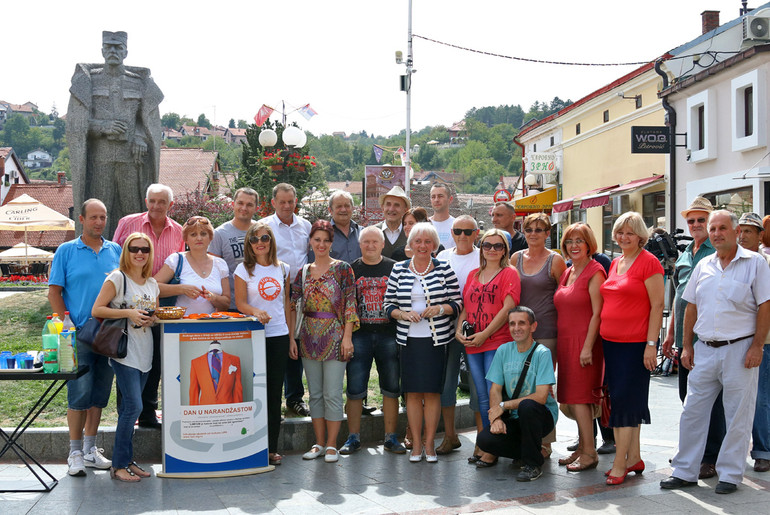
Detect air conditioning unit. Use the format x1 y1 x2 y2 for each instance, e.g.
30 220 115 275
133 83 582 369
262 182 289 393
743 15 770 42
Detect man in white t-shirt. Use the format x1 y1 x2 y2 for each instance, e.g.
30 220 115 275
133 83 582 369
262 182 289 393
209 187 259 310
429 182 456 250
435 215 479 455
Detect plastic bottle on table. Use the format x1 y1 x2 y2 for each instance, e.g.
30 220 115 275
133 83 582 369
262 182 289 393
42 315 59 373
51 313 63 334
58 311 77 373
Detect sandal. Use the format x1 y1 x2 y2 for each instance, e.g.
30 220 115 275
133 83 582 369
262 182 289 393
110 466 140 482
467 454 482 464
128 462 151 478
269 453 283 466
475 457 498 468
558 451 580 466
567 454 599 472
541 444 552 459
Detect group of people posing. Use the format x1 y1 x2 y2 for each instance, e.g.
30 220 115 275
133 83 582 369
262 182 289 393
47 180 770 493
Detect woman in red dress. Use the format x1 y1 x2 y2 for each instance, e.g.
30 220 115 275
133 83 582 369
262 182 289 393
553 223 606 472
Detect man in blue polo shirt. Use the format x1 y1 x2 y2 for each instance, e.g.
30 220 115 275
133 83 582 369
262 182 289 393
48 199 122 477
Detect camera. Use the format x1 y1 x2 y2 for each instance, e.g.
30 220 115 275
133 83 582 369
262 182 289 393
462 320 475 338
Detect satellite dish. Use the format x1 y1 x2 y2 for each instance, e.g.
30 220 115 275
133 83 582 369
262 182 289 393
751 17 768 38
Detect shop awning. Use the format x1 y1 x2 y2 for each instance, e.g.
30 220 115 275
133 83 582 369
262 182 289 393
514 187 558 214
552 185 619 213
552 175 665 213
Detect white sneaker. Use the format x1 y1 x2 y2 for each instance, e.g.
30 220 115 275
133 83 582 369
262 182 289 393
84 446 112 469
67 450 86 476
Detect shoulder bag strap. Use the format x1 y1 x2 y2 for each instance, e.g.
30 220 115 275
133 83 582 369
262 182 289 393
118 270 128 309
174 252 184 279
509 342 540 401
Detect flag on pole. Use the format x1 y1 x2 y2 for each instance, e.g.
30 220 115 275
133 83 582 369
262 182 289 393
299 104 318 121
373 145 383 163
254 105 274 127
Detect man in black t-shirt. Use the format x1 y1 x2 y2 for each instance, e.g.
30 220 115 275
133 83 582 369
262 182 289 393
339 226 405 455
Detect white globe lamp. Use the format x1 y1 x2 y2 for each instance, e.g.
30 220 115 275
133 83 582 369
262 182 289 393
282 126 304 147
258 129 278 148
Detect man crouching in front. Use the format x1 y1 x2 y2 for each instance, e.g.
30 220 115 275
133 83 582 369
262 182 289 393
475 306 558 481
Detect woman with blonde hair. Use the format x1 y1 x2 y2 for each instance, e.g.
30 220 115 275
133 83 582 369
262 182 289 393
92 232 159 482
600 212 664 485
456 228 520 468
234 221 296 466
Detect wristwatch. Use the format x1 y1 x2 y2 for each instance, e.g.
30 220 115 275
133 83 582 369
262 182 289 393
647 340 656 347
499 401 505 409
438 305 445 316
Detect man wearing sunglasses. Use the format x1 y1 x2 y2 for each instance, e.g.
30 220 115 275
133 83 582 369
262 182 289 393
209 187 259 309
113 183 184 430
661 196 723 480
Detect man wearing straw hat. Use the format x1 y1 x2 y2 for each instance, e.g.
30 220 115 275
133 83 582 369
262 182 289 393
661 196 724 480
376 186 410 258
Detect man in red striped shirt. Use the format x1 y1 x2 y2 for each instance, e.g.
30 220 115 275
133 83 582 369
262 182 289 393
113 183 184 428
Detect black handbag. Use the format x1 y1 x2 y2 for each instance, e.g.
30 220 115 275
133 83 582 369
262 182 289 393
91 271 129 359
159 252 184 307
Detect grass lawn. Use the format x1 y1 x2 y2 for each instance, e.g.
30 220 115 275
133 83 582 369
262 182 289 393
0 291 468 427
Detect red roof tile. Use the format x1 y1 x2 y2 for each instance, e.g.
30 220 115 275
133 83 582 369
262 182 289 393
0 182 75 250
327 181 363 195
159 148 219 197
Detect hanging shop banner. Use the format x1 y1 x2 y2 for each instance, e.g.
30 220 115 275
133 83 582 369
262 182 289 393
158 318 270 478
363 165 407 219
631 126 670 153
527 153 559 174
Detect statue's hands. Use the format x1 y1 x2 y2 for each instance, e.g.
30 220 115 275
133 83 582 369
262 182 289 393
106 120 127 136
132 138 148 163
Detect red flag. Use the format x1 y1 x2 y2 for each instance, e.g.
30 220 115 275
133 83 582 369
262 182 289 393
254 105 274 127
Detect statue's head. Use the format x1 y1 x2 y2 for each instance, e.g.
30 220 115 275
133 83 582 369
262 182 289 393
102 31 127 65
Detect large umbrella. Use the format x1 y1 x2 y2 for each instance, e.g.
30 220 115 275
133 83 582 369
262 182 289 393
0 194 75 264
0 243 53 263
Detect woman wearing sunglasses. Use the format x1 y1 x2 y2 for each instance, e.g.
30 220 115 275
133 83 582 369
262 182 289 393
233 221 296 466
510 212 566 458
155 216 230 314
92 233 159 482
455 228 520 467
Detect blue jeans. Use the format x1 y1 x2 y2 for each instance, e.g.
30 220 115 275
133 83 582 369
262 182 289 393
111 360 149 469
67 337 114 410
347 330 400 399
752 345 770 460
284 347 305 404
466 350 497 429
440 339 463 408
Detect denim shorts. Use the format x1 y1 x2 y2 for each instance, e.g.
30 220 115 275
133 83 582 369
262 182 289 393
66 337 114 410
346 330 400 399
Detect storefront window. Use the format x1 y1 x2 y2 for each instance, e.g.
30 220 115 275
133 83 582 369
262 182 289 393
703 186 753 217
642 191 666 228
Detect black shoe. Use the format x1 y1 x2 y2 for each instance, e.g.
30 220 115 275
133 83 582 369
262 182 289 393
567 438 579 452
287 401 311 417
596 441 616 454
138 418 161 429
516 465 542 481
715 481 737 494
362 404 377 415
660 476 697 489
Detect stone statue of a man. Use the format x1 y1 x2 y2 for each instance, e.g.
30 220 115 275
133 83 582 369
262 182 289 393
66 31 164 237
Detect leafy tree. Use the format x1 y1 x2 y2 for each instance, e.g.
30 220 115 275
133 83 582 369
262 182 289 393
0 114 31 155
52 118 66 146
228 118 236 129
161 112 181 129
237 119 249 129
196 113 212 128
52 147 70 175
522 96 573 125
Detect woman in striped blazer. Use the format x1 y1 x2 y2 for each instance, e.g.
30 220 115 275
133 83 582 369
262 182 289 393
384 222 462 463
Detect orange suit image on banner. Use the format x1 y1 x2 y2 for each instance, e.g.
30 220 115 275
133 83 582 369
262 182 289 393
189 350 244 405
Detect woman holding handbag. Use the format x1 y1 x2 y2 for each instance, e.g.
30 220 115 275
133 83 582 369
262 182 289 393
92 232 159 482
155 216 230 314
455 228 520 467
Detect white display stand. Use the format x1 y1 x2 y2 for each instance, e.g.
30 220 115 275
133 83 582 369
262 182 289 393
157 318 272 478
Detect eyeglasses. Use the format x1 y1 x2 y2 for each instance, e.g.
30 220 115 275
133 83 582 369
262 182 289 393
452 228 476 236
564 239 586 246
481 242 505 252
524 227 546 234
686 217 707 225
185 216 211 226
128 246 151 254
249 234 271 244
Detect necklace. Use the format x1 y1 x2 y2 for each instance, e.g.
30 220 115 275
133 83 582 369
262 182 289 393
410 258 432 276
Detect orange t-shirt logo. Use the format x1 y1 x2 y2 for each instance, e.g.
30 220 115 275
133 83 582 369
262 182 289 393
258 276 281 301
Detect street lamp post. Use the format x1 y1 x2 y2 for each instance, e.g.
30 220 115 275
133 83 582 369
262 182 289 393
396 0 415 196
